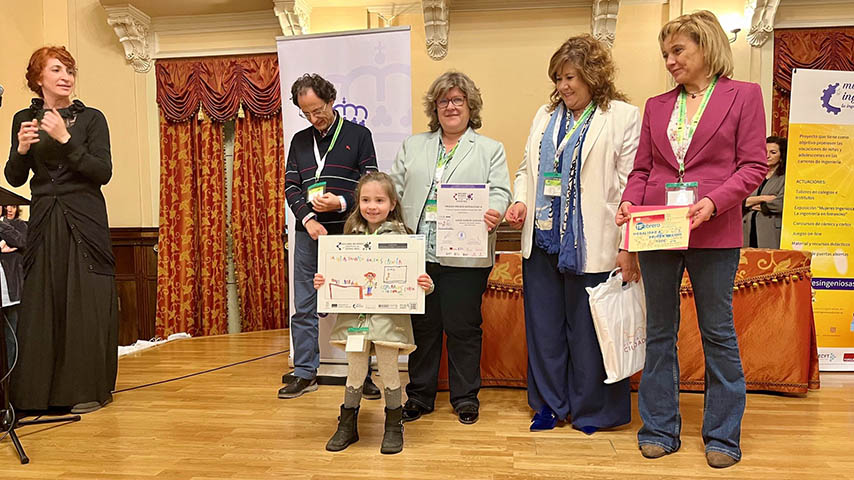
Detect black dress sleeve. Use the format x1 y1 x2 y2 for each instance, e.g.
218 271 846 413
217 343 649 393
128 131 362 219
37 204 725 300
61 108 113 185
6 110 34 187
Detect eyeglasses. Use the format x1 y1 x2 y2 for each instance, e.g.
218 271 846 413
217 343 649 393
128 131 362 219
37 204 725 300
299 103 329 120
436 96 466 109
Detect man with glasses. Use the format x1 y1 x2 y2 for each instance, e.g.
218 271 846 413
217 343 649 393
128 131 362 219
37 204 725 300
280 74 379 399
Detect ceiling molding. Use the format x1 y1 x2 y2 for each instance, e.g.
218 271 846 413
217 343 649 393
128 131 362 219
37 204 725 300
273 0 312 36
151 10 279 34
592 0 620 48
103 4 153 73
423 0 450 61
746 0 780 47
449 0 590 11
367 2 419 24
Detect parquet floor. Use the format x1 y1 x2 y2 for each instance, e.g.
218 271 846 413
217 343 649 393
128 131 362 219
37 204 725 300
1 329 852 479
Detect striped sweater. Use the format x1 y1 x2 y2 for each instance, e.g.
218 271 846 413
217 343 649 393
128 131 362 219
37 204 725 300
285 118 378 234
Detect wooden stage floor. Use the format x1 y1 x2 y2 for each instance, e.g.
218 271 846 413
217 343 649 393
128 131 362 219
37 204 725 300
1 329 852 479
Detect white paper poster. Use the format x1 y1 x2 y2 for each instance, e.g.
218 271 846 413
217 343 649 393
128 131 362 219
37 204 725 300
317 234 426 314
436 183 489 258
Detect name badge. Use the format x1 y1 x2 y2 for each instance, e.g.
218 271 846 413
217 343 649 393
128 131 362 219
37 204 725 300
543 172 561 197
425 199 438 222
345 327 369 352
665 182 698 206
308 181 326 203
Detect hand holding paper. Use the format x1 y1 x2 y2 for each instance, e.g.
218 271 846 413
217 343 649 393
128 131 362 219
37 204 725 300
622 205 691 251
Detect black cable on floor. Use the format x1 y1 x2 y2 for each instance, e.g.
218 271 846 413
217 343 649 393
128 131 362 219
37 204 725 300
113 348 289 394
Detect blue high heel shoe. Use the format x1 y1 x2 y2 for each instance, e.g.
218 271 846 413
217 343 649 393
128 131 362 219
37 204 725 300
530 405 557 431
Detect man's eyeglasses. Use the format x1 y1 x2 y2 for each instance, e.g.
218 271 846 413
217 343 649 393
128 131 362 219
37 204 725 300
299 103 329 120
436 96 466 109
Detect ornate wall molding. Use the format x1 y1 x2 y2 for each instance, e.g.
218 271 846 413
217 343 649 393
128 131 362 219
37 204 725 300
367 3 419 26
592 0 620 48
103 4 153 73
747 0 781 47
423 0 450 60
274 0 312 36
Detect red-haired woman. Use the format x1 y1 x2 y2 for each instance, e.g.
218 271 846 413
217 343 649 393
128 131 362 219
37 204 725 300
6 46 117 414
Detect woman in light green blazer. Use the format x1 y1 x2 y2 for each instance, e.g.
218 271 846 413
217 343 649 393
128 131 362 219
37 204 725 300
390 71 511 425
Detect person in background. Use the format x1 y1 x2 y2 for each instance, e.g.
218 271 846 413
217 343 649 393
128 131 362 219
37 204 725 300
391 71 511 425
0 205 27 371
6 46 118 414
505 34 641 434
743 136 787 249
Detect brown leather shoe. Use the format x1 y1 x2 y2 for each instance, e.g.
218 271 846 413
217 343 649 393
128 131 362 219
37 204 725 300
706 451 739 468
640 444 669 459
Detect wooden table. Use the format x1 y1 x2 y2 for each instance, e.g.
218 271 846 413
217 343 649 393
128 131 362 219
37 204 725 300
438 249 820 394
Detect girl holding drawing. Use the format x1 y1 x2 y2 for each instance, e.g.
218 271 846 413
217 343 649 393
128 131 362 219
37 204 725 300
314 171 433 454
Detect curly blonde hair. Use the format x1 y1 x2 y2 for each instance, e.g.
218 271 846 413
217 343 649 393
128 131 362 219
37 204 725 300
547 34 627 112
422 71 484 132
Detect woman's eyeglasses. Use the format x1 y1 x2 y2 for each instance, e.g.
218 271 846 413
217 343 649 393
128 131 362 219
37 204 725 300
436 97 466 109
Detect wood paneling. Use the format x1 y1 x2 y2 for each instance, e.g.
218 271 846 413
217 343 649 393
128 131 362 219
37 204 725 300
111 228 158 345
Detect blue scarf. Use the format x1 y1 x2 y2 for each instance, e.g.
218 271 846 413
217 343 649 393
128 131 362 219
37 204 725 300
534 103 594 274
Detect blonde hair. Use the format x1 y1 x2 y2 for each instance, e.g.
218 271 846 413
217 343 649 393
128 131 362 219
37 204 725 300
659 10 734 79
343 171 412 234
547 34 628 112
422 71 484 132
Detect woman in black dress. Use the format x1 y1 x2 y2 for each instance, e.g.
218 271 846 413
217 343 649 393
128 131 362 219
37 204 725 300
6 46 117 414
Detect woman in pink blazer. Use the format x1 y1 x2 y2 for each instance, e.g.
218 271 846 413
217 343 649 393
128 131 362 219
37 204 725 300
615 11 767 468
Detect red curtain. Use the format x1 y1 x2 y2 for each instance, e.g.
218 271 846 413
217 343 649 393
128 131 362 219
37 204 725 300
156 54 281 122
773 27 854 137
155 53 286 337
232 110 288 332
156 114 227 337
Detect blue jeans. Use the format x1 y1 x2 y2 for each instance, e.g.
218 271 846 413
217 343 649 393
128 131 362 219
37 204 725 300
637 248 745 460
291 230 320 380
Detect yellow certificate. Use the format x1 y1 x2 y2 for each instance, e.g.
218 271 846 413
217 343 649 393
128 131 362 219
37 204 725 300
623 206 690 252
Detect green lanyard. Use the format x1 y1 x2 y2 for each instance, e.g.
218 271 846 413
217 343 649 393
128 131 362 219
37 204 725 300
437 142 460 169
313 113 345 182
554 102 595 169
675 76 718 180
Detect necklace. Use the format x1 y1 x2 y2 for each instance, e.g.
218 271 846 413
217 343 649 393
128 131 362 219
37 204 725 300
685 83 711 99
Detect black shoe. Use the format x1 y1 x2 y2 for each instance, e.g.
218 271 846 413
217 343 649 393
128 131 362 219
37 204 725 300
70 394 113 414
401 400 431 423
281 372 298 384
278 377 318 399
326 405 359 452
362 376 381 400
381 406 404 454
457 405 479 425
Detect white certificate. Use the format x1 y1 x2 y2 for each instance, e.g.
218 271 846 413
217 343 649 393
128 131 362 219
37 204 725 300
437 183 489 258
317 234 426 314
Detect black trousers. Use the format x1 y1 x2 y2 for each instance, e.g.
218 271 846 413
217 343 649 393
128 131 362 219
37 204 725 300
406 262 492 411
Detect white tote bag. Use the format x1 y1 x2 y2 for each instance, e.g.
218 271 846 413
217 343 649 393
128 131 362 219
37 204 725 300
585 269 647 384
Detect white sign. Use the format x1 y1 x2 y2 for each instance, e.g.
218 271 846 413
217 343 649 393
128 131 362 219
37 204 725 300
436 183 489 258
317 234 426 314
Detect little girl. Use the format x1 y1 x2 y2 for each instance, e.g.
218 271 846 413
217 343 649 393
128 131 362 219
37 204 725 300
314 171 433 455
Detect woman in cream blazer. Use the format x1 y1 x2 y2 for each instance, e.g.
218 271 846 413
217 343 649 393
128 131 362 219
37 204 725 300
505 35 640 433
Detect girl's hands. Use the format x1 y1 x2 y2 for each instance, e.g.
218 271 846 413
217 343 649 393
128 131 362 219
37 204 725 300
313 273 326 290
